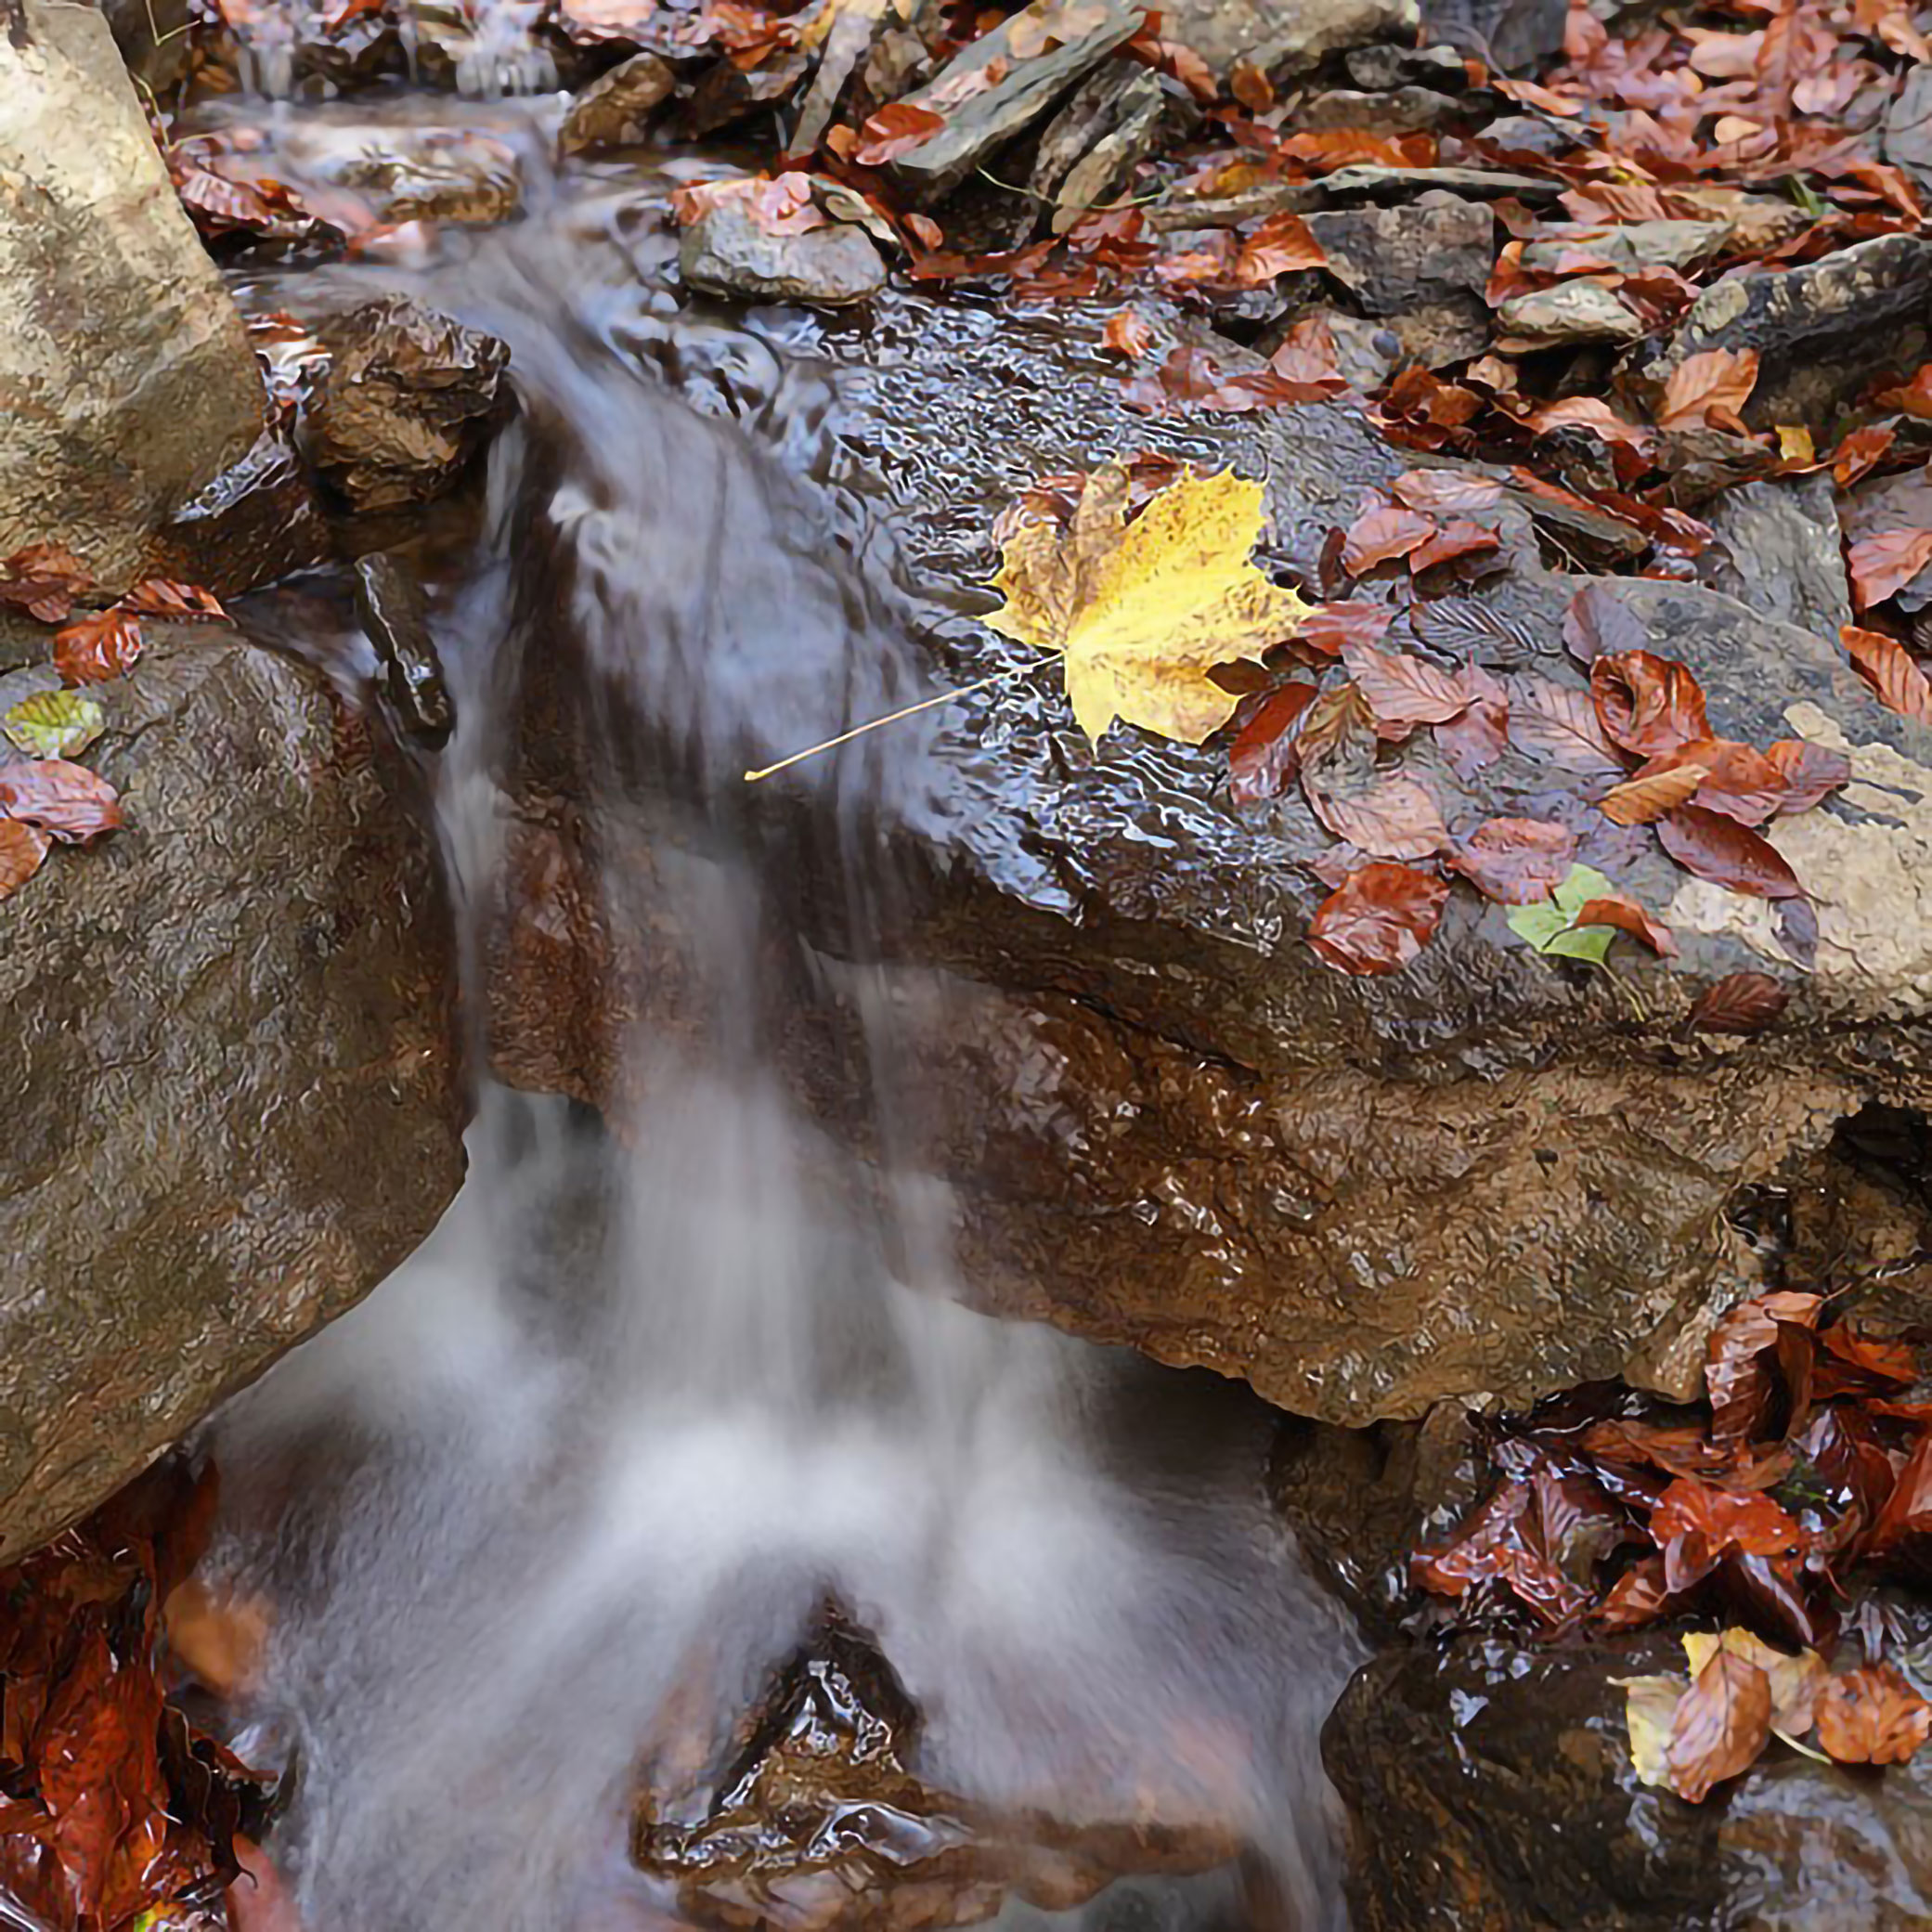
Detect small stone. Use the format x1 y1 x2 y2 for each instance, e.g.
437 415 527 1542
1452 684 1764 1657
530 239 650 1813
1160 0 1420 80
680 203 886 308
560 50 675 155
1317 162 1563 202
1523 219 1726 279
1344 41 1470 91
1309 197 1495 366
1293 85 1467 133
1496 280 1646 347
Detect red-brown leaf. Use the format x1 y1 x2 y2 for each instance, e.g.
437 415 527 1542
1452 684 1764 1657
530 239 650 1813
1598 759 1710 826
1228 682 1319 804
1446 816 1576 904
1341 640 1471 733
1666 1647 1772 1802
1848 529 1932 611
1688 970 1789 1035
0 818 49 901
121 578 228 621
1341 502 1437 576
1815 1666 1932 1766
1311 774 1447 860
1705 1291 1822 1442
1407 518 1500 574
1505 673 1625 772
0 541 94 624
1657 346 1759 432
1234 212 1327 285
1658 805 1802 899
1391 469 1505 516
851 102 946 165
0 759 123 843
1590 650 1710 758
1307 862 1449 974
52 608 144 686
1292 602 1394 656
1760 738 1852 816
1652 1477 1804 1561
1842 623 1932 722
1572 894 1677 955
1101 308 1152 359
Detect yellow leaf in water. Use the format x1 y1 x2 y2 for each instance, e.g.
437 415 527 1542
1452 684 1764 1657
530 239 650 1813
1683 1627 1825 1738
1614 1672 1686 1788
1776 424 1815 465
983 465 1309 746
4 688 103 759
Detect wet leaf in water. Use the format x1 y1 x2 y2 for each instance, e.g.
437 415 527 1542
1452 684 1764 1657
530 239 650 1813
1506 675 1625 772
5 689 104 759
1505 862 1617 963
1309 774 1447 860
1666 1646 1771 1802
983 466 1309 744
0 759 123 843
1340 501 1437 576
851 102 946 165
1101 309 1152 358
53 607 145 685
1658 806 1802 899
1816 1665 1932 1765
1761 738 1852 814
1391 469 1504 516
0 818 49 901
1291 602 1394 657
1307 862 1448 974
1687 970 1789 1035
1227 682 1318 803
1562 582 1649 665
1341 639 1471 735
1616 1673 1684 1787
1446 817 1576 904
1408 519 1500 574
1590 650 1709 757
122 579 228 622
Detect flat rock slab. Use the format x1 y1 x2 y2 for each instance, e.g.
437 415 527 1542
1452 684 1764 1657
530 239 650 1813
0 625 464 1556
1324 1633 1932 1929
681 204 886 307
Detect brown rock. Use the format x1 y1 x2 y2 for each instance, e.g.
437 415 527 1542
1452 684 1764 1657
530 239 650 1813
0 624 464 1558
1308 196 1494 365
306 296 510 513
0 3 266 592
560 49 674 154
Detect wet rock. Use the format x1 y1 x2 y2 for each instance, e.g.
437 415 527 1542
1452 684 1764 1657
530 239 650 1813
407 0 560 95
1025 58 1165 238
886 0 1142 201
1522 219 1728 279
1292 85 1468 134
97 0 191 86
354 551 455 746
632 1601 1239 1930
306 296 510 513
1308 198 1494 366
1324 1634 1932 1928
559 50 675 155
0 3 266 593
0 623 463 1558
1160 0 1420 82
1316 161 1562 203
1344 41 1470 91
141 425 334 601
1627 236 1932 434
1705 473 1852 643
280 123 524 226
681 204 887 308
1495 279 1646 348
1419 0 1566 71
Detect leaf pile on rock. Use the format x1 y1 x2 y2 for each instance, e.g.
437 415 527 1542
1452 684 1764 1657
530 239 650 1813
1616 1626 1931 1805
1414 1290 1932 1663
0 1459 279 1931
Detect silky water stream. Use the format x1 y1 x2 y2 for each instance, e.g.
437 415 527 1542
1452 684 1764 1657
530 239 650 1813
200 106 1363 1932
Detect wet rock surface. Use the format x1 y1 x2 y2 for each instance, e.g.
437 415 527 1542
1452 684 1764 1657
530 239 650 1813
1324 1632 1932 1930
681 205 888 308
633 1603 1238 1931
0 2 266 590
560 51 676 155
0 621 464 1558
1306 198 1494 366
307 296 510 512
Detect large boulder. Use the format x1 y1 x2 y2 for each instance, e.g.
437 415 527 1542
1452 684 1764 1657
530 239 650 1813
0 621 465 1558
0 4 266 591
475 235 1932 1427
1323 1633 1932 1929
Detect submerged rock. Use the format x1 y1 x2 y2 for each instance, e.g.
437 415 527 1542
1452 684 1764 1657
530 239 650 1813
632 1602 1238 1931
0 2 266 592
279 123 525 227
1324 1633 1932 1928
0 623 464 1558
307 296 510 513
681 204 887 308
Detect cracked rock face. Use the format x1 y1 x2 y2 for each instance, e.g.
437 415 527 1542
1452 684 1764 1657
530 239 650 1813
473 251 1932 1425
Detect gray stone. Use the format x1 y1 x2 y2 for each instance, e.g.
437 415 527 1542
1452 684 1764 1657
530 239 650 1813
1627 236 1932 434
1292 84 1468 133
681 202 886 308
1420 0 1567 71
560 50 675 155
1026 58 1165 238
1344 40 1470 91
1317 162 1563 202
0 624 464 1558
1705 473 1852 643
1160 0 1420 81
1309 197 1495 366
1496 279 1646 347
0 3 266 593
307 296 510 513
1522 219 1728 279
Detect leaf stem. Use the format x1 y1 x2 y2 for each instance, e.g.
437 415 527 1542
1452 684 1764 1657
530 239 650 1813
743 657 1048 782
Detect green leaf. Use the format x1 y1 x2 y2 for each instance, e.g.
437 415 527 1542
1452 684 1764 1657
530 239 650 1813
1506 862 1617 965
5 689 103 759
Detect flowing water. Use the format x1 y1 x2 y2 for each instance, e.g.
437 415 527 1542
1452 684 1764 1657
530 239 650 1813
198 83 1364 1932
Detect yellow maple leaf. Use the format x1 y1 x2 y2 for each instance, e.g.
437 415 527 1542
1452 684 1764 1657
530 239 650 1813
982 465 1309 746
